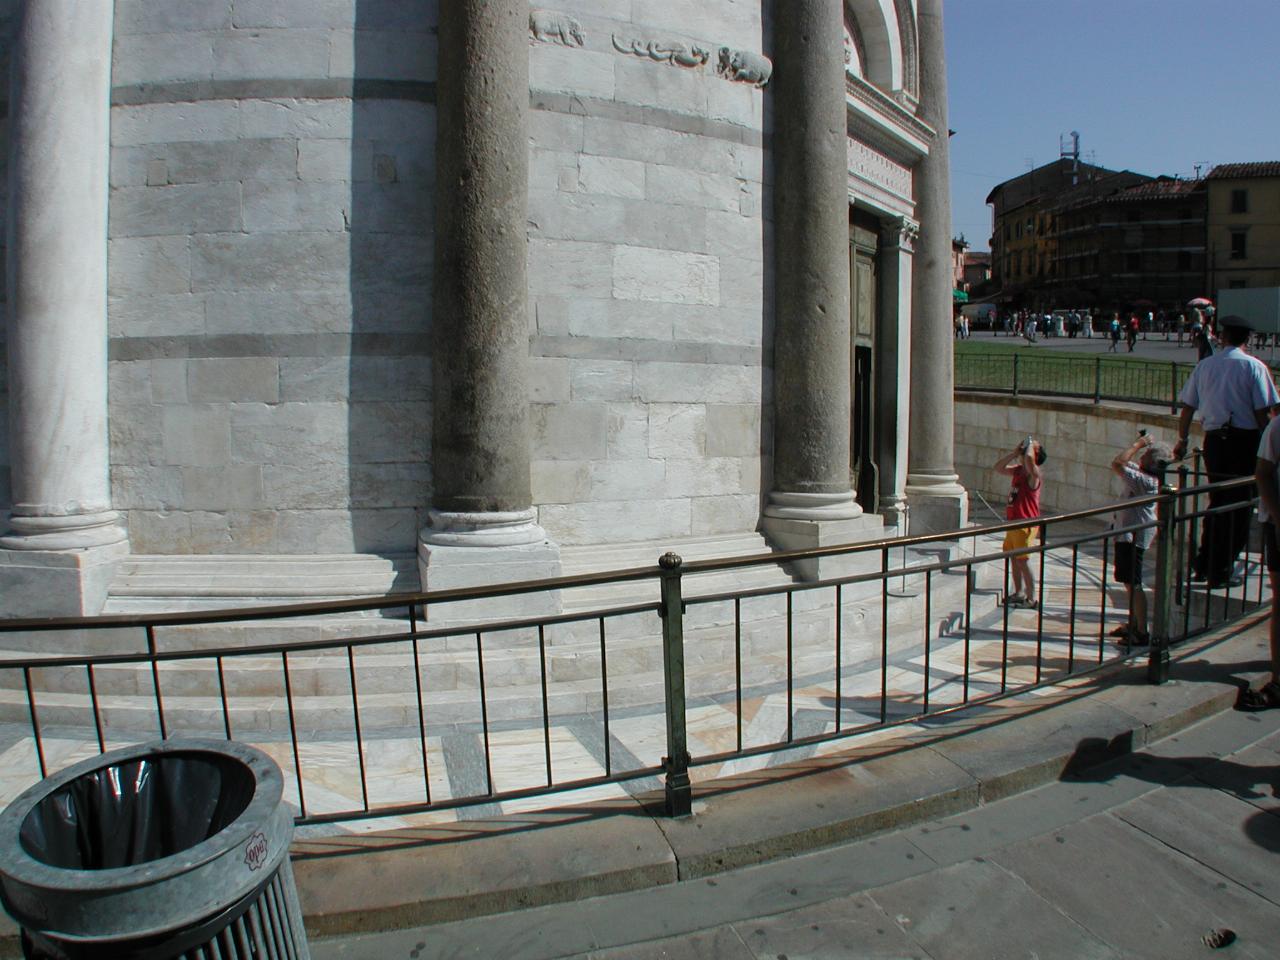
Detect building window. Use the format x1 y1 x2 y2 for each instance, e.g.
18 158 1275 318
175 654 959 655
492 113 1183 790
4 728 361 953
1231 231 1247 260
1126 253 1140 271
1229 279 1247 289
1004 224 1010 241
1177 251 1191 271
1231 189 1248 214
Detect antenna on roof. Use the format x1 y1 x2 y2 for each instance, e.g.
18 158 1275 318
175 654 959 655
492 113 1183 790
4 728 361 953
1060 131 1081 185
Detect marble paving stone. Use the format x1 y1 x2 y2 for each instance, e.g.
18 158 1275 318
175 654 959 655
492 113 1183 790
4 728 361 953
868 857 1121 959
730 892 931 960
582 926 755 959
990 813 1280 959
1110 785 1280 903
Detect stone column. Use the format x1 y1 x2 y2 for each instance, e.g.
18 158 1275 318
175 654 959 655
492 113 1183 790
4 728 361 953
876 217 917 536
905 0 967 534
762 0 884 579
419 0 560 616
0 0 128 617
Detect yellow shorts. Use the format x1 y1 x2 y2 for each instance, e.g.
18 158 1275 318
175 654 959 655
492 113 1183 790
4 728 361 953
1003 525 1039 551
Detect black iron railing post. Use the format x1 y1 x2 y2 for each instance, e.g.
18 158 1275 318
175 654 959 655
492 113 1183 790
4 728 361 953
1012 354 1019 397
1148 482 1177 684
658 551 691 816
1169 361 1178 414
1093 356 1102 404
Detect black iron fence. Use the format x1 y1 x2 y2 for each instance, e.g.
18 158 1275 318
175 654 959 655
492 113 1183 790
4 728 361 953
955 353 1195 410
0 472 1266 826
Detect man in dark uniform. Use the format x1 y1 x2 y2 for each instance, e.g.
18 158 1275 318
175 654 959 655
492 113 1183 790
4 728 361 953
1173 316 1280 587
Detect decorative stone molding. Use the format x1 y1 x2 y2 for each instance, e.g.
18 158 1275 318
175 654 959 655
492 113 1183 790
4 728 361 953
847 73 933 143
716 46 772 86
529 8 584 47
611 34 709 68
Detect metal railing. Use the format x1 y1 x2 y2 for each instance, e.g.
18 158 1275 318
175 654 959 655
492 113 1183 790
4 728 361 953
0 474 1266 826
955 353 1196 410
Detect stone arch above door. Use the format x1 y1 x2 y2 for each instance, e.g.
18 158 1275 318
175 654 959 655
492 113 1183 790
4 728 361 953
844 0 905 95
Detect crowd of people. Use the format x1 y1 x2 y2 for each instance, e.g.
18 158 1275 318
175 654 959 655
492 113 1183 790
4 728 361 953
991 313 1280 710
975 305 1222 356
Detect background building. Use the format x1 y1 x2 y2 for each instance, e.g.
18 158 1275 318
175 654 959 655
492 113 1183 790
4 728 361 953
1048 176 1207 311
1206 162 1280 292
986 158 1149 310
0 0 964 617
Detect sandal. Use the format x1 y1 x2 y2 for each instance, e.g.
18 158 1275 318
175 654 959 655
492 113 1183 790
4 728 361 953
1004 593 1027 607
1240 680 1280 712
1108 625 1130 637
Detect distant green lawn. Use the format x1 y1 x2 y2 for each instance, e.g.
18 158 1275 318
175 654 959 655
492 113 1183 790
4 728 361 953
954 340 1190 404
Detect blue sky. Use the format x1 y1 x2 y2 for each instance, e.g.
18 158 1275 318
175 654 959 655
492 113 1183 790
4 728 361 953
945 0 1280 251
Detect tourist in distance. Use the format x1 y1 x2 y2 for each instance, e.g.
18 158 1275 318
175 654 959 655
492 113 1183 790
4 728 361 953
994 437 1046 609
1108 433 1173 646
1173 315 1280 588
1244 408 1280 709
1108 314 1122 352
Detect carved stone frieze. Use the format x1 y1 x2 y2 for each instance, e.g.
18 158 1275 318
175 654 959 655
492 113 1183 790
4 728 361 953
848 136 913 200
716 46 772 87
529 8 584 47
611 34 710 67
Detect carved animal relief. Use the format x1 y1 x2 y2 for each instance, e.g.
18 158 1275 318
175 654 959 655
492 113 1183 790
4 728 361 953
529 8 585 47
611 34 710 68
716 47 772 87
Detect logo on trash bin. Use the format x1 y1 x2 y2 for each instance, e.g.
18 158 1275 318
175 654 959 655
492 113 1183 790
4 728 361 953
244 831 269 871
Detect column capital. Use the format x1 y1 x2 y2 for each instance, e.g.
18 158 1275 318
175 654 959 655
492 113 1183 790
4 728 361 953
881 216 919 253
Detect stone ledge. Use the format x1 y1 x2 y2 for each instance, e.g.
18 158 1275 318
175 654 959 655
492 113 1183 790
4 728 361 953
286 613 1269 943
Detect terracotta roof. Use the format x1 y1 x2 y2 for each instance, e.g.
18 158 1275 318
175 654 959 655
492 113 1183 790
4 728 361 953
1106 178 1202 202
1207 162 1280 179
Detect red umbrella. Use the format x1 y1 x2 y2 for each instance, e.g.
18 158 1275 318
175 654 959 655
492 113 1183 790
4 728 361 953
1187 297 1213 308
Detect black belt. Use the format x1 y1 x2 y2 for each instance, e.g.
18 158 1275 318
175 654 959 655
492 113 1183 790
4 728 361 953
1206 425 1260 438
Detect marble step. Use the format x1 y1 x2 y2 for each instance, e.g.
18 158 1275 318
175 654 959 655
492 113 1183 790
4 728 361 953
0 600 999 735
107 553 420 602
0 578 1002 734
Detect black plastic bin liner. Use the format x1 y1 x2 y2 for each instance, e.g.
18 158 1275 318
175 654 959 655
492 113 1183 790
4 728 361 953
18 752 255 870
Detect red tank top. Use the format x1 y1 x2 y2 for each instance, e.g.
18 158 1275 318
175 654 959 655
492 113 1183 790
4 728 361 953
1007 468 1040 521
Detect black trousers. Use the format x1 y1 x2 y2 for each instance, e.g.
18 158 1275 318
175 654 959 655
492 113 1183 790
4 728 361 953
1195 426 1260 582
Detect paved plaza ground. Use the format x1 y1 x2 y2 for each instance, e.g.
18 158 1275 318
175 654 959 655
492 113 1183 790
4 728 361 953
314 658 1280 960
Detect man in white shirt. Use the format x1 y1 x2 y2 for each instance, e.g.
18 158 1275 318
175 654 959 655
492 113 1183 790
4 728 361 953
1173 316 1280 587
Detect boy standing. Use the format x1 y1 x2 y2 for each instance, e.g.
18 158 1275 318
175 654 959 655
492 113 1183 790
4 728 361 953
994 438 1046 608
1109 434 1173 645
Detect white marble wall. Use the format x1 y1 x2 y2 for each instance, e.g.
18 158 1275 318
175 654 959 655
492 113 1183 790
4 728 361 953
526 0 770 545
104 1 437 554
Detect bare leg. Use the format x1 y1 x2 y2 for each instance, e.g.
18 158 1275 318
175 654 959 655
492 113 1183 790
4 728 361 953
1270 572 1280 684
1131 584 1148 637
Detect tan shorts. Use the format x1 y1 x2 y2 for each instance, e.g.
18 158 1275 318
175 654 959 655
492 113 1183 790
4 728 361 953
1003 525 1039 551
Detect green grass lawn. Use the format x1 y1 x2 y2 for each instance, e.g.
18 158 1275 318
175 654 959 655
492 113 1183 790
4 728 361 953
954 340 1191 403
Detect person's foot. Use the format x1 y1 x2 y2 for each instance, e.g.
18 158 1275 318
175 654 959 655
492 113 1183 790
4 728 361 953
1239 679 1280 711
1206 575 1243 589
1003 593 1026 607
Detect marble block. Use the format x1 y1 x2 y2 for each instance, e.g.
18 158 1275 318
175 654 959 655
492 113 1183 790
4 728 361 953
760 513 888 582
0 541 130 618
417 540 563 625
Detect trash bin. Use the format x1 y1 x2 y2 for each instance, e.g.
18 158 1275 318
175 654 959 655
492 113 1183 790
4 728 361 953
0 739 310 959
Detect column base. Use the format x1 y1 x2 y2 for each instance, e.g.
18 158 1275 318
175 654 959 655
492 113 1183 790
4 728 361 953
418 510 562 623
760 513 887 581
904 474 969 535
0 540 130 618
